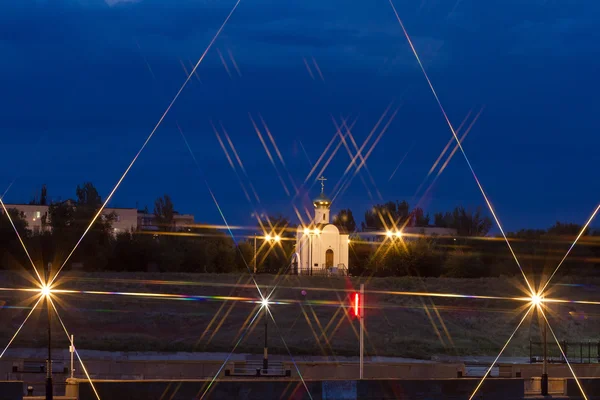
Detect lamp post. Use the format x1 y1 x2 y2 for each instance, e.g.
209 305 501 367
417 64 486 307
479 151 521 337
253 234 281 274
304 228 320 276
253 234 257 275
45 263 53 400
309 233 313 276
263 298 269 372
359 283 364 379
542 303 548 396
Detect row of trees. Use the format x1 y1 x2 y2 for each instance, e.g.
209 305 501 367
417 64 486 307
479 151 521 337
1 183 599 278
334 201 492 237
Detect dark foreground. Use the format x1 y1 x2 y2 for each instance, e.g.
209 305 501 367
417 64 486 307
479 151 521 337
3 377 600 400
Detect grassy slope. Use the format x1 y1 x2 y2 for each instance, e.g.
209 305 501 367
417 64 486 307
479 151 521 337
1 272 598 359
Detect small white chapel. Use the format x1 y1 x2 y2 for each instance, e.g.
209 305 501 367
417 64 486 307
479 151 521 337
295 177 349 275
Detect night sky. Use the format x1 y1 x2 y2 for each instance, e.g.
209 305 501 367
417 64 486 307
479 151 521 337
1 0 599 232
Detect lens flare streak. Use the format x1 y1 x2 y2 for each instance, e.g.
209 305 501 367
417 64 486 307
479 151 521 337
387 0 534 296
51 288 262 304
541 203 600 294
50 299 101 400
468 304 533 400
540 308 589 400
50 0 243 287
267 307 313 399
0 198 43 284
0 295 43 359
199 305 263 400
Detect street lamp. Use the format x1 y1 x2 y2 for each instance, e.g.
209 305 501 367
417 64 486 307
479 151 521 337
253 233 281 274
303 228 320 276
386 230 402 238
262 297 270 372
533 294 548 396
44 263 53 400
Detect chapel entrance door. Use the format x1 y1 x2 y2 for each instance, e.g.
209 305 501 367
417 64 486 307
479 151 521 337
325 249 334 268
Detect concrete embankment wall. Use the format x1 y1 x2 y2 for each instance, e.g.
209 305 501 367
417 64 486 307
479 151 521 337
499 363 600 379
566 378 600 399
75 378 524 400
0 381 22 400
0 359 463 380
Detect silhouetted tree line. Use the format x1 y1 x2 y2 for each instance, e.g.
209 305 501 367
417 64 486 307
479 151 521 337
1 184 599 279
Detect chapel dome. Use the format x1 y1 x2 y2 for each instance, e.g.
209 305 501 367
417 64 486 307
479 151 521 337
313 192 331 208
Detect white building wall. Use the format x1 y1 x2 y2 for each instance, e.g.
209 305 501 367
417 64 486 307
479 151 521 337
2 204 49 235
319 224 339 269
314 208 330 224
2 204 138 235
296 227 310 271
339 234 349 268
107 208 138 235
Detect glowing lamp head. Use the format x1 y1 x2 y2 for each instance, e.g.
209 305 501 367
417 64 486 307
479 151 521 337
41 286 51 297
386 230 393 238
304 228 310 235
261 298 270 308
531 294 542 306
394 231 402 238
313 228 320 235
274 235 281 242
264 234 272 241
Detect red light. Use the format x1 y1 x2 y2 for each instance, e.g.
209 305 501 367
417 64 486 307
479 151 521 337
354 292 359 317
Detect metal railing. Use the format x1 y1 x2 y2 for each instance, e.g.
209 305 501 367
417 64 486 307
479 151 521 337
530 340 600 364
296 264 348 277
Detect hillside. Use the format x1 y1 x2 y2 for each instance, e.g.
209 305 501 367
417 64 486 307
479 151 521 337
1 272 598 359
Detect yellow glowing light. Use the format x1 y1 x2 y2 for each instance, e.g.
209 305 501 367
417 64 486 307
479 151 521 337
531 294 542 306
264 234 272 241
274 235 281 242
386 230 393 237
314 229 320 235
41 286 51 297
261 298 270 308
394 231 402 238
304 228 310 235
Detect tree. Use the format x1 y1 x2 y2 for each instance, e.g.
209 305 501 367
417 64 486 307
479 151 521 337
412 207 430 227
76 182 102 208
48 182 115 271
256 215 295 273
362 201 410 231
258 214 295 238
0 208 29 269
547 222 587 237
433 212 453 228
333 209 356 233
437 207 492 236
40 184 47 206
29 184 48 206
154 195 175 230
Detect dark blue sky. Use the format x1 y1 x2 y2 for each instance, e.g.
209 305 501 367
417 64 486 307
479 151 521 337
1 0 599 232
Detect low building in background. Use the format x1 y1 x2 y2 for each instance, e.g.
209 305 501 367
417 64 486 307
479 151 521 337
0 204 166 236
0 204 49 235
402 226 458 238
136 211 195 232
109 208 138 235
